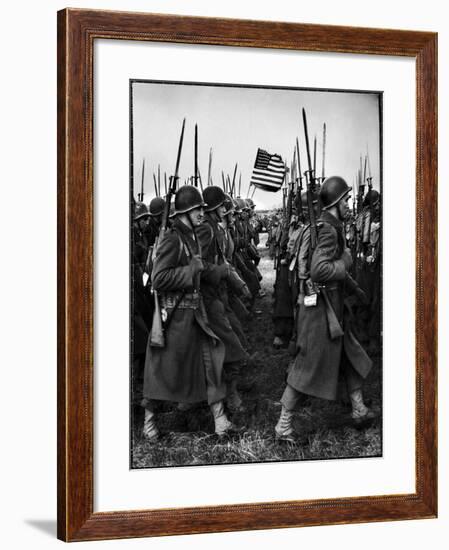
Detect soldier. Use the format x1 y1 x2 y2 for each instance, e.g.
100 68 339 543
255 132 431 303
220 194 251 327
285 192 318 353
232 198 261 304
355 189 382 353
272 202 295 349
141 186 234 440
197 186 250 412
142 196 166 285
245 198 261 261
132 202 153 428
274 176 375 442
144 196 166 247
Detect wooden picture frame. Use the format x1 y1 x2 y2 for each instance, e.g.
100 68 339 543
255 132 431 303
57 8 437 541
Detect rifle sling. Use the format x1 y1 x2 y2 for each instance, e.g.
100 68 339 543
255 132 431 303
159 227 197 333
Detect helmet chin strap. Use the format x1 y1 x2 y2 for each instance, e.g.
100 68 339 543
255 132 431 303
212 207 223 223
186 210 201 253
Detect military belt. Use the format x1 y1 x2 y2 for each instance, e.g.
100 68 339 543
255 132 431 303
316 283 340 292
161 292 200 310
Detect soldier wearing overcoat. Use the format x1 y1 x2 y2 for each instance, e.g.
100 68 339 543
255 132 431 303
275 177 375 441
141 186 234 440
197 186 249 411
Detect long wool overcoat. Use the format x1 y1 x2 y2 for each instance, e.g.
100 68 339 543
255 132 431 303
197 213 248 365
287 211 372 401
142 218 226 406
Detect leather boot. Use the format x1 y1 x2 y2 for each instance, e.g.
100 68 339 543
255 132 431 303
275 405 296 443
143 409 159 441
349 389 376 426
226 379 243 412
210 401 234 436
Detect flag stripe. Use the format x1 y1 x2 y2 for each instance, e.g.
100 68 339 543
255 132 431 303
252 171 285 182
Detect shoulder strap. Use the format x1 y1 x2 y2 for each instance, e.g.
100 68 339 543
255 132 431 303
171 227 192 264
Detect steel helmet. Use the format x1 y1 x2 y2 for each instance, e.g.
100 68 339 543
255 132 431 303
246 198 256 209
241 199 251 211
173 186 206 215
149 197 165 216
296 190 318 211
203 186 226 212
234 197 246 212
134 201 150 221
320 176 351 209
362 189 380 208
222 193 235 216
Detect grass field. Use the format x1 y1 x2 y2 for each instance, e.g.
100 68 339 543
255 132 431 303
131 233 382 469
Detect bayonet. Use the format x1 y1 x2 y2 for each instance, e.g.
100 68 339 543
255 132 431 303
153 174 158 197
207 148 212 186
302 108 318 248
321 123 326 182
138 158 145 202
231 163 238 196
194 123 199 188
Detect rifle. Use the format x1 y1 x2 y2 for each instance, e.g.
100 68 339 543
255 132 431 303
150 118 186 348
286 178 293 228
296 137 304 223
357 155 365 213
302 109 318 249
302 108 343 339
366 148 374 246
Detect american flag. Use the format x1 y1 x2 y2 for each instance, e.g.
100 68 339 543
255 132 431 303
250 148 286 192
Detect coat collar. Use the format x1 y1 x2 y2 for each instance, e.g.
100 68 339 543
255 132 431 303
204 212 220 231
319 209 343 231
173 217 194 236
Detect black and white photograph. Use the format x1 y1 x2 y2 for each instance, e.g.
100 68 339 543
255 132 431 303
130 80 382 469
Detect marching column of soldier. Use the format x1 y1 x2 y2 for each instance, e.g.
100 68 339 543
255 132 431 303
132 110 381 446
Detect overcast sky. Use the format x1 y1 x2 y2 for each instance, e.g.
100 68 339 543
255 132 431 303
131 80 381 210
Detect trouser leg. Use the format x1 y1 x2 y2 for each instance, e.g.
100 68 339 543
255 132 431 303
225 361 244 412
280 383 300 411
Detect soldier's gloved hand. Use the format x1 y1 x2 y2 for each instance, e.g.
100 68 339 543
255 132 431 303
341 248 353 270
190 255 204 275
241 284 252 300
355 287 369 305
216 263 230 280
